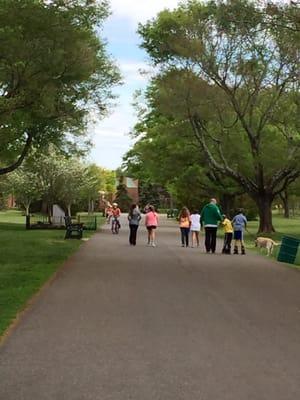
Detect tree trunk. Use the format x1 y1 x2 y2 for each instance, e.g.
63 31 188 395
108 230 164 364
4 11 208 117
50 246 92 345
67 204 71 217
25 205 30 217
48 203 53 224
220 193 235 217
255 194 275 233
279 190 289 218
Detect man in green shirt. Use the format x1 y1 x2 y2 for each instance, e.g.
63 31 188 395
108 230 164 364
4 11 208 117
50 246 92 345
200 198 222 253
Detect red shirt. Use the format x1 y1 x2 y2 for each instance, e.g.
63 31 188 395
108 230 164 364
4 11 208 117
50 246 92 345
112 207 121 217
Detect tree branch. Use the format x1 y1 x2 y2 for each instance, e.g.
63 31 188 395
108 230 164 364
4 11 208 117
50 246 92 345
0 133 33 175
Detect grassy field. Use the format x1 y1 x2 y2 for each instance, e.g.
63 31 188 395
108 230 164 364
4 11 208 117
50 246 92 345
0 210 102 338
242 215 300 266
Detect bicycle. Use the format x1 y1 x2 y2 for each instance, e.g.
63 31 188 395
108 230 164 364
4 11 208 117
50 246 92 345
111 217 120 234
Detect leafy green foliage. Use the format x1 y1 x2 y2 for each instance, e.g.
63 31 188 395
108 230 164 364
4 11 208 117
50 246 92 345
114 178 132 211
0 0 120 175
136 0 300 232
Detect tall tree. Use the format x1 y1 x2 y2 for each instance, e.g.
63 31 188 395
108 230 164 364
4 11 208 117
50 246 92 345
138 0 300 232
6 167 41 216
80 164 104 214
124 92 242 212
57 159 85 216
0 0 120 175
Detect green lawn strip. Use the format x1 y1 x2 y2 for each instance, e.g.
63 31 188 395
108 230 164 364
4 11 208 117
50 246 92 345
243 216 300 267
0 211 101 337
216 215 300 267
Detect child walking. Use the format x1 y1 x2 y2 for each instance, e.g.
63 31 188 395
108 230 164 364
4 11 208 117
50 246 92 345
179 207 191 247
221 214 233 254
232 209 247 255
190 210 201 248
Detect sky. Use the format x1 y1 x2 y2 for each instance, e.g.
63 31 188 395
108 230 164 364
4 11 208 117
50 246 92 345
88 0 181 170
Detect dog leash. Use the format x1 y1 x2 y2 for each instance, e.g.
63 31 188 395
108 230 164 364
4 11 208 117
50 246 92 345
245 227 257 239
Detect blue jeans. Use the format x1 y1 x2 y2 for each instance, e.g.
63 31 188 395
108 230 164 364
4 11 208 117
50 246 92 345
180 227 190 246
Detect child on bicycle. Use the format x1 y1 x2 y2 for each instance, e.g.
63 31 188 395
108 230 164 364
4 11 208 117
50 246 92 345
111 203 121 232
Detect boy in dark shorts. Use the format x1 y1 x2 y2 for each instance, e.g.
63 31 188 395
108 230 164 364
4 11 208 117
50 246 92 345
232 210 247 255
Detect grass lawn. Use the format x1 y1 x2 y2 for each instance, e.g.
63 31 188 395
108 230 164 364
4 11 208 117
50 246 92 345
243 214 300 266
0 210 102 338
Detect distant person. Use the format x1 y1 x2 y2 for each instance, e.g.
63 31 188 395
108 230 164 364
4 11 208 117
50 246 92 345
190 209 201 248
232 209 247 255
111 202 121 229
178 207 191 247
221 214 233 254
128 204 142 246
145 205 159 247
106 204 113 224
200 198 222 254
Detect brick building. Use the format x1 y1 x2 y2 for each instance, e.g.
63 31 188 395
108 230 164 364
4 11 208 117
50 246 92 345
124 177 139 204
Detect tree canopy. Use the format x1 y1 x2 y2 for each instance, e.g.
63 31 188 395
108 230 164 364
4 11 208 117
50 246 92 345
136 0 300 232
0 0 120 175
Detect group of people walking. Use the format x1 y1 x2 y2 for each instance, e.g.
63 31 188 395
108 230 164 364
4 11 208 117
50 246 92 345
109 199 248 254
179 198 248 255
127 204 159 247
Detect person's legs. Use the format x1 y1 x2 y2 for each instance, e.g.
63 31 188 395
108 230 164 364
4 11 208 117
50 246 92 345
241 233 246 254
196 231 199 247
151 227 156 246
227 233 233 254
184 228 190 247
205 228 211 252
222 233 227 253
233 231 240 254
211 227 217 253
132 225 138 245
180 228 185 246
147 228 151 245
129 225 134 244
191 231 195 247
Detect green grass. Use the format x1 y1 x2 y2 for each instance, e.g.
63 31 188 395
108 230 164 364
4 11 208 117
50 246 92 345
0 210 99 337
243 215 300 266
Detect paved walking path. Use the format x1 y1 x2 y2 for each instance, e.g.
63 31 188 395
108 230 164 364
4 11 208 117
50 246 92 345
1 215 300 399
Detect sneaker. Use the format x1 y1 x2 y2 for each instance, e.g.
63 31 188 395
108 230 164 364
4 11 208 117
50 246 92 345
152 242 156 247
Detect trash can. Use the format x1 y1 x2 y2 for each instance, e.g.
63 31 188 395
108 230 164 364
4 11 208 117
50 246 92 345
277 236 300 264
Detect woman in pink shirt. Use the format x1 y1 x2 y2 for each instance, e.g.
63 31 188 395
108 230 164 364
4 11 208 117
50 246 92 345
145 205 159 247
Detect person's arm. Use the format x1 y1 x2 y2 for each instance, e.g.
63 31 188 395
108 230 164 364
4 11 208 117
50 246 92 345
200 207 205 224
216 206 222 221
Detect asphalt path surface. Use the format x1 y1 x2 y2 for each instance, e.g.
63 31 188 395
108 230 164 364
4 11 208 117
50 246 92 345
0 215 300 399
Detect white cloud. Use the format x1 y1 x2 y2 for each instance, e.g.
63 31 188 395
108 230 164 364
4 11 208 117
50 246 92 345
119 60 153 84
109 0 181 24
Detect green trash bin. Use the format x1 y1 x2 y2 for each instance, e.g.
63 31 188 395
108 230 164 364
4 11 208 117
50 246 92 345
277 236 300 264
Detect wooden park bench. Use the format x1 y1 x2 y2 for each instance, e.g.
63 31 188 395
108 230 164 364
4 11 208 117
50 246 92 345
64 216 84 239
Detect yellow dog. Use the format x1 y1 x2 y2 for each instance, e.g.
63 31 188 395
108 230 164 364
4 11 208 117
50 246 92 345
255 237 281 256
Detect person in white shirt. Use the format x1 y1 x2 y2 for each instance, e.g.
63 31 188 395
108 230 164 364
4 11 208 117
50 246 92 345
190 210 201 248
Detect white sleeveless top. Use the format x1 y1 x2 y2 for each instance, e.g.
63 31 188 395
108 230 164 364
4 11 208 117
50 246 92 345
190 214 201 231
